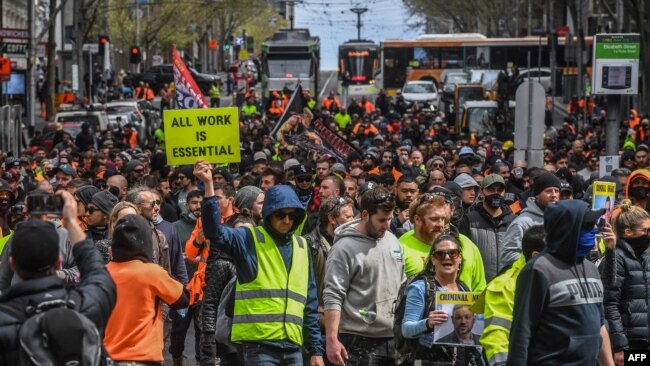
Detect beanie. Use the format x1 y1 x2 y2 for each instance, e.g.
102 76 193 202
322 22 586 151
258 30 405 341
179 165 195 181
74 185 100 207
11 220 60 273
234 186 263 211
533 172 562 196
125 159 144 173
90 191 118 215
112 214 153 262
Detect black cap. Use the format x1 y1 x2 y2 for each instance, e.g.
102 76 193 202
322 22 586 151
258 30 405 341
358 181 379 197
12 220 60 273
559 179 573 193
293 164 313 177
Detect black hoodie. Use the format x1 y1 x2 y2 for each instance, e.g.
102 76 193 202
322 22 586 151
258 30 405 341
507 200 605 366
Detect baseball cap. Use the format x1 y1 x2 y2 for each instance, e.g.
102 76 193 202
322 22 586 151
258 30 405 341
454 173 480 189
358 181 379 197
459 146 475 156
293 164 313 177
253 151 268 162
481 174 506 189
5 157 20 169
559 179 573 193
54 163 77 177
283 159 300 171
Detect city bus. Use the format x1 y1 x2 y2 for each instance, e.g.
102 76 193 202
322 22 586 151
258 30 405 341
261 28 320 103
380 33 593 94
338 40 380 98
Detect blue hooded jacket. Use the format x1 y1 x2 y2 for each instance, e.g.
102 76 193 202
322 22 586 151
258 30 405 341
201 185 323 355
507 200 605 365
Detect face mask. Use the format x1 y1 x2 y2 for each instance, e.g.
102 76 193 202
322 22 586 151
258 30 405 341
188 213 197 221
484 193 503 208
626 233 650 250
577 228 598 257
629 186 648 199
472 166 482 174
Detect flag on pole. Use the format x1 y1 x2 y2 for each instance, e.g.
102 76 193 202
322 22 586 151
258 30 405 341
271 85 359 163
270 84 306 137
172 47 208 109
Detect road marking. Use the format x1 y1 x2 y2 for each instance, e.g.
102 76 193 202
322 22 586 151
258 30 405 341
319 71 337 99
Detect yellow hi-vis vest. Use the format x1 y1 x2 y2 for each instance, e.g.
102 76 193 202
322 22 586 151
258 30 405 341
478 255 526 365
231 226 309 346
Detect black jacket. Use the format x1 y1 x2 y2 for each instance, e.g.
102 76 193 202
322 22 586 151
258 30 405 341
467 204 516 282
602 239 650 351
0 240 116 364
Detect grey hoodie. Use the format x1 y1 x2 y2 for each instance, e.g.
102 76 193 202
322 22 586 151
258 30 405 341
499 196 545 271
323 219 405 337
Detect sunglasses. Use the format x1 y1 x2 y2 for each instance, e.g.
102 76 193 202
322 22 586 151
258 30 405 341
143 200 161 207
133 168 145 173
273 210 297 220
177 175 187 180
432 249 460 260
296 176 312 183
87 207 102 215
432 164 445 168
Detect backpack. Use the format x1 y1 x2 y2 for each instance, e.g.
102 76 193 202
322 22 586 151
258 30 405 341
0 291 104 366
215 275 237 356
393 272 438 365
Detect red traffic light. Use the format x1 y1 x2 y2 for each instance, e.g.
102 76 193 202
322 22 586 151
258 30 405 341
99 35 109 44
131 47 140 54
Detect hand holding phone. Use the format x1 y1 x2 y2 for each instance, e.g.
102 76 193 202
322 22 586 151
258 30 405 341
600 222 617 251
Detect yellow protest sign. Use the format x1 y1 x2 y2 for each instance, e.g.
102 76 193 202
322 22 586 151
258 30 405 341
163 107 241 165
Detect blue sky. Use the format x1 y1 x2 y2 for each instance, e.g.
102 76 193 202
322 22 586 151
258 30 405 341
294 0 423 70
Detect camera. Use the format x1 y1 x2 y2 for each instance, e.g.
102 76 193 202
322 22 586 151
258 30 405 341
27 193 63 215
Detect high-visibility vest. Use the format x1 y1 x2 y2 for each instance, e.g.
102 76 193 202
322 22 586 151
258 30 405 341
231 226 309 345
479 255 526 365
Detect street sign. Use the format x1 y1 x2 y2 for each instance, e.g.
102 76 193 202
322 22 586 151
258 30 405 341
239 50 248 60
82 43 99 54
0 28 29 40
592 33 640 95
514 80 545 168
0 42 28 56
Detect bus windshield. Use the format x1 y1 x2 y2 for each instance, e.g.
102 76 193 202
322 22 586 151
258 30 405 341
266 55 312 78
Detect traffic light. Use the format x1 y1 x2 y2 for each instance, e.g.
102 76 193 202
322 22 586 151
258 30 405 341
130 46 142 64
98 35 110 56
224 37 231 50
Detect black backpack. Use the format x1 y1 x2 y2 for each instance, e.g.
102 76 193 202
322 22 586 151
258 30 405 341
393 272 438 365
0 291 104 366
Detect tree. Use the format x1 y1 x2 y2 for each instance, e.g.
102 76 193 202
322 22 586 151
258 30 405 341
403 0 546 37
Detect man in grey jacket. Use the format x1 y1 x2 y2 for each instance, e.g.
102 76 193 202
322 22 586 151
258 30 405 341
499 172 561 271
324 186 405 366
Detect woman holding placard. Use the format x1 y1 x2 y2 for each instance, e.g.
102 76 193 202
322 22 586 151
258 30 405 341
400 234 485 366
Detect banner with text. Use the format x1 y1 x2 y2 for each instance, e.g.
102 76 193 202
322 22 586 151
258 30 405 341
164 107 241 165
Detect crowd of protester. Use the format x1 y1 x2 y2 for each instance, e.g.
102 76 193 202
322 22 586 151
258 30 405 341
0 89 648 366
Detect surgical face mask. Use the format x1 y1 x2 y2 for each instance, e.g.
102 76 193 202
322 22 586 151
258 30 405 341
577 228 598 257
188 212 197 221
484 193 503 208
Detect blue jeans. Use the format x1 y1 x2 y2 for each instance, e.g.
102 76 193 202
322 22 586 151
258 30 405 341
240 343 303 366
